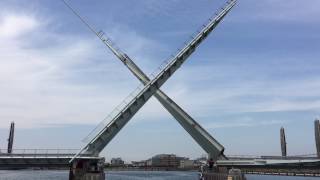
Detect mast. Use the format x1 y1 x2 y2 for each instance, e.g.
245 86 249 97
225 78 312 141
315 120 320 158
280 127 287 157
7 122 15 154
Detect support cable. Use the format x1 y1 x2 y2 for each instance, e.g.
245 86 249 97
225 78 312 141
60 0 124 61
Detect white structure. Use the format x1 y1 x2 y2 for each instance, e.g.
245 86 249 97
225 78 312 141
180 159 195 169
111 158 124 166
131 160 146 167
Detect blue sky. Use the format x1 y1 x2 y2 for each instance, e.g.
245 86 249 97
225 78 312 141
0 0 319 162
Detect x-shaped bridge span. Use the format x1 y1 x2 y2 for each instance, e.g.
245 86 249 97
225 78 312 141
61 0 237 163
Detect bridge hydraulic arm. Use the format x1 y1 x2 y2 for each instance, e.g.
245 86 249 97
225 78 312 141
70 0 236 162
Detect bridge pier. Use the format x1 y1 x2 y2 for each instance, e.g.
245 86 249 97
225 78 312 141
69 158 105 180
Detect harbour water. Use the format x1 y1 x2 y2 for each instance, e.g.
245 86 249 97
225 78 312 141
0 170 319 180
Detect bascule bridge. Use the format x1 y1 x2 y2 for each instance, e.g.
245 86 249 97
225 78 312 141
62 0 236 178
1 1 319 180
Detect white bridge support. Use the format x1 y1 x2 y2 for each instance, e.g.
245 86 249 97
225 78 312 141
69 0 237 161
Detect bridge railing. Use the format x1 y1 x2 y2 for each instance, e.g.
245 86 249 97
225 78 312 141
202 172 245 180
0 149 79 157
226 154 318 160
227 155 261 159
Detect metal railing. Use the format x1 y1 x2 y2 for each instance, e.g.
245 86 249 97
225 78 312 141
203 172 245 180
0 149 79 157
226 154 318 160
226 155 261 159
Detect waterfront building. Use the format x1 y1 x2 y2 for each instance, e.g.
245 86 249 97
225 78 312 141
146 158 152 166
131 160 146 167
179 159 195 168
149 154 187 167
110 158 124 166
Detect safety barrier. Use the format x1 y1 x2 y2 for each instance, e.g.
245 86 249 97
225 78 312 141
0 149 78 157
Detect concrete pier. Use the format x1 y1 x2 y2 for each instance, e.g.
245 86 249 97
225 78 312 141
203 169 246 180
69 158 105 180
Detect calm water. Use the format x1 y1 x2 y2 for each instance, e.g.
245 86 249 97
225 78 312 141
0 170 319 180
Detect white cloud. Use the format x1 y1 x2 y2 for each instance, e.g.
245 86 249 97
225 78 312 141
160 63 320 117
0 3 186 130
0 12 157 129
204 117 285 129
233 0 320 23
141 0 183 17
0 14 39 39
0 2 319 131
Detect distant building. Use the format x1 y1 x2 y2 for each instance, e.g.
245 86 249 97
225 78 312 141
146 158 152 166
149 154 187 167
196 156 207 162
111 158 124 166
179 159 195 169
195 156 208 165
131 160 146 167
193 160 205 167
